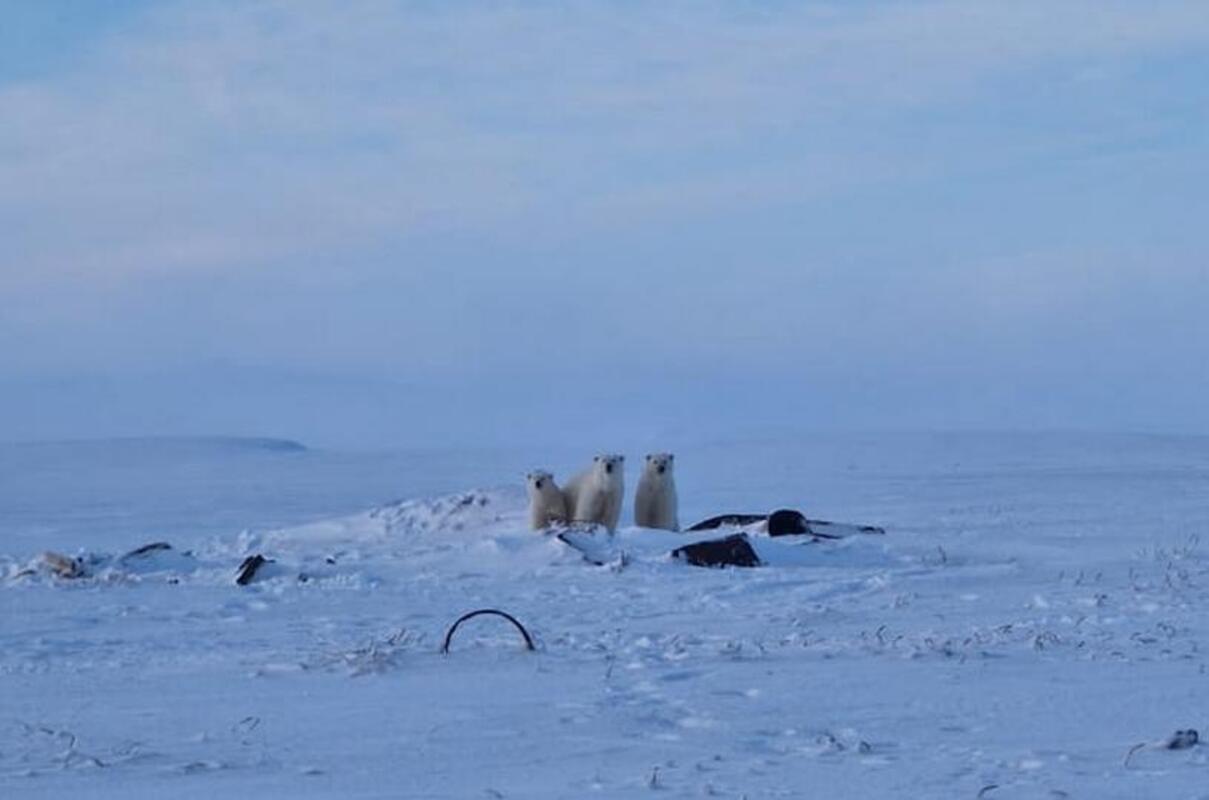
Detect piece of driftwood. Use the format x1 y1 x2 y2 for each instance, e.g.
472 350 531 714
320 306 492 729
688 509 885 538
441 609 536 654
235 554 273 586
672 533 762 568
685 514 768 532
121 542 173 560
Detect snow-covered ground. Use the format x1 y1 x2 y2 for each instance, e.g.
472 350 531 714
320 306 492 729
3 433 1208 798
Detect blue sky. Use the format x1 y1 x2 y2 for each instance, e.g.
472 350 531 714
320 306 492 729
1 1 1207 447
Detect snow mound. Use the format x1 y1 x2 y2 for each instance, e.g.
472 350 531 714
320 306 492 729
3 486 906 593
368 488 525 536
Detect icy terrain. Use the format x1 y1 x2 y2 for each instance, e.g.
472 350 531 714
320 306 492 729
2 433 1209 798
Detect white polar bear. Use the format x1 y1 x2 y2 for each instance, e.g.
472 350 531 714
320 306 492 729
562 454 625 532
526 470 569 530
634 452 679 531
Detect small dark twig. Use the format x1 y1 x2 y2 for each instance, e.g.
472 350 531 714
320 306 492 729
441 609 535 654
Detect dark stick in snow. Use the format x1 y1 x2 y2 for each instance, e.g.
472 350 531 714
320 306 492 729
235 554 273 586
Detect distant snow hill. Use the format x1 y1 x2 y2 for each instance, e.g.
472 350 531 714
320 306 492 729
0 435 309 455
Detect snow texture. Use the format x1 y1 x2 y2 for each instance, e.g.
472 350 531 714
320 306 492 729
2 433 1209 798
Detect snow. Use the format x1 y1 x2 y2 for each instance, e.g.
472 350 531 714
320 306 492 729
3 433 1209 798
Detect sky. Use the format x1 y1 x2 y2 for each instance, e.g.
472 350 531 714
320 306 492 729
1 1 1207 449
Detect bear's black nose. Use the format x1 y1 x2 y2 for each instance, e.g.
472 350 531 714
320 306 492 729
605 463 613 474
657 465 665 474
535 480 543 489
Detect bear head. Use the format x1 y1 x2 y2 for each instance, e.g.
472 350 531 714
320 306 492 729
644 452 675 478
526 470 556 493
592 454 625 479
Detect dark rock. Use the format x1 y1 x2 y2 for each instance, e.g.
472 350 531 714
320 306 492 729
1165 729 1199 750
767 509 809 536
672 534 762 568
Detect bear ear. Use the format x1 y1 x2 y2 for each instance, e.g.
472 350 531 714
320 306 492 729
593 456 600 462
668 454 674 460
645 454 651 461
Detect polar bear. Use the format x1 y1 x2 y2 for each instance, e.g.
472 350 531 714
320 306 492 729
562 454 625 532
634 452 679 531
526 470 569 530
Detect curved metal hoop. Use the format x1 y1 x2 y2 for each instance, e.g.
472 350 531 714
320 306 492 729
440 609 536 654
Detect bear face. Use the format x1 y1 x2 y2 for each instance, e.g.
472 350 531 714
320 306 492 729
592 454 625 478
527 470 555 493
644 452 674 478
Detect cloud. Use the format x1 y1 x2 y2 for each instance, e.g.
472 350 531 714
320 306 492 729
1 1 1207 441
3 0 1207 291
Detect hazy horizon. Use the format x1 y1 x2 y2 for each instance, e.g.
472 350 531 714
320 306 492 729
3 1 1207 448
